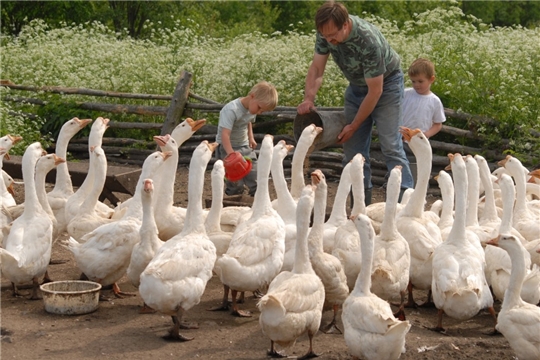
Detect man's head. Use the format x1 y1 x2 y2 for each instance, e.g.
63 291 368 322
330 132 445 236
316 1 350 45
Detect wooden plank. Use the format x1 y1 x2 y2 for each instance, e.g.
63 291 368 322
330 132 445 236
161 71 193 136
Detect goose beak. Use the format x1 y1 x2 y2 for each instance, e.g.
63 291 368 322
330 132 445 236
285 144 295 152
497 155 511 167
53 154 66 165
311 169 323 186
143 179 153 192
102 117 110 129
7 183 15 196
8 135 23 144
207 142 218 153
76 118 93 128
187 118 206 132
486 236 499 247
154 135 169 147
444 153 455 171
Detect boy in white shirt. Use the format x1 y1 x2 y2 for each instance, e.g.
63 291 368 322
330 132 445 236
402 58 445 184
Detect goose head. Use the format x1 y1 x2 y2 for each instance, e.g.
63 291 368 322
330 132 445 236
64 117 92 137
154 134 177 150
0 134 23 160
311 169 325 186
171 118 206 146
528 169 540 183
486 233 520 252
143 178 154 194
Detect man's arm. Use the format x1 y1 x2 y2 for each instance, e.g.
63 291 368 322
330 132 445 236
297 53 329 114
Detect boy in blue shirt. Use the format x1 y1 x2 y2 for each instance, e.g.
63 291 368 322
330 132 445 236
215 81 278 196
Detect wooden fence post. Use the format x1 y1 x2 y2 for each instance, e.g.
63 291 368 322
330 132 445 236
161 71 192 136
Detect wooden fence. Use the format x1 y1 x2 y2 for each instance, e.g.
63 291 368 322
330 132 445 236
2 70 533 195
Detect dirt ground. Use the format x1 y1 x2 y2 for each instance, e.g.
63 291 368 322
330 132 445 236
1 164 516 360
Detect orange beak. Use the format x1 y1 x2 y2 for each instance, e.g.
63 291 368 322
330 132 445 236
187 118 207 132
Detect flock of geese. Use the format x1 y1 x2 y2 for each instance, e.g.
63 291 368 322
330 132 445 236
1 117 540 359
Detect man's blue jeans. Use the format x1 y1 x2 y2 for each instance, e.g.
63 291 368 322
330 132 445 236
343 70 414 191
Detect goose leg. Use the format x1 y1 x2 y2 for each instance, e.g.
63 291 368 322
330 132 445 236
299 330 320 359
231 289 251 317
485 306 501 335
418 289 435 308
112 282 136 298
139 302 156 314
267 340 287 358
208 284 230 311
393 290 407 320
427 308 446 333
29 277 42 300
403 281 418 308
321 304 342 334
163 311 194 342
11 282 23 297
42 270 53 284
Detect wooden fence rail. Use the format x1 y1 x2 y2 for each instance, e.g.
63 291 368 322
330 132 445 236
3 71 536 195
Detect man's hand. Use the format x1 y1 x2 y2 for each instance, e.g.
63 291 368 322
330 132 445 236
337 124 356 144
297 100 316 115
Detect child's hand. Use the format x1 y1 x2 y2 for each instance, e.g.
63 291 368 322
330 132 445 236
249 139 257 149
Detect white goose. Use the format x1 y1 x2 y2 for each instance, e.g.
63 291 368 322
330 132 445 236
0 147 14 248
1 170 17 201
499 155 540 241
485 173 540 304
289 124 322 200
34 153 65 279
434 170 454 240
487 234 540 360
35 153 65 237
258 184 325 358
308 169 349 334
64 117 112 225
332 153 366 291
67 146 114 243
113 117 206 221
322 159 352 253
206 159 243 312
430 153 495 333
66 150 170 297
271 140 298 272
46 117 92 233
214 135 286 317
475 154 502 229
126 178 164 313
342 214 411 360
0 134 23 208
396 127 442 307
152 133 185 240
371 166 411 320
0 142 52 299
463 155 497 247
205 159 233 261
139 141 217 341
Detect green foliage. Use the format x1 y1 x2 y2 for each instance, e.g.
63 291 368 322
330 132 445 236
1 4 539 164
0 87 52 155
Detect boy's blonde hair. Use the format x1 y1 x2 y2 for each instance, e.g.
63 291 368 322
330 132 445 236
408 58 436 78
249 81 278 110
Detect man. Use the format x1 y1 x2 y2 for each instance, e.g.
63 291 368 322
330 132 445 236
297 1 413 204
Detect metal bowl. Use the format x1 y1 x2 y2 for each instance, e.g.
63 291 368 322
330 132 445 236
40 280 102 315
